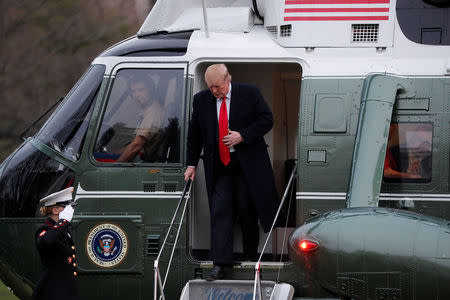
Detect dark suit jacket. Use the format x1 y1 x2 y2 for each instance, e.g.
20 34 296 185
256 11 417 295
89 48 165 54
186 82 278 232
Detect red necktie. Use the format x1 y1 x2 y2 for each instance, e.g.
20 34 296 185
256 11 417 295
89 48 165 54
218 97 230 166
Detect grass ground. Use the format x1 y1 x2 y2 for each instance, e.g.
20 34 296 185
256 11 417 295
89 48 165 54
0 280 19 299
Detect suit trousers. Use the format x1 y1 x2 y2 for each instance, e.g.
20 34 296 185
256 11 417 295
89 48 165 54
210 153 260 265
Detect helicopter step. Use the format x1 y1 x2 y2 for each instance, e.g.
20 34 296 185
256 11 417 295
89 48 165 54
179 279 294 300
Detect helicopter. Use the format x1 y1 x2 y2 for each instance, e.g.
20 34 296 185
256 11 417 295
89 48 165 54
0 0 449 299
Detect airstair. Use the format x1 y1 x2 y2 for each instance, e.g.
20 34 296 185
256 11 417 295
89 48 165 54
180 280 294 300
153 162 298 300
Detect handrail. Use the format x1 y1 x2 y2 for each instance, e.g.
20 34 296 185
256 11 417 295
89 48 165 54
252 161 297 300
252 261 263 300
154 179 192 300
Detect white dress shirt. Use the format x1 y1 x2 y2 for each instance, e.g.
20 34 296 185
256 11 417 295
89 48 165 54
188 84 234 169
216 84 234 152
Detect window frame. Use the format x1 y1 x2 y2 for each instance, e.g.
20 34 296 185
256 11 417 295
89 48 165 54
383 121 433 184
36 64 106 161
90 62 189 167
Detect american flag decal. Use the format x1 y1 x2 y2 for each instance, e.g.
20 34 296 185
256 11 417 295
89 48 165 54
284 0 390 21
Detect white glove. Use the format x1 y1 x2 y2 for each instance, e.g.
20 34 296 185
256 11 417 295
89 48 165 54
59 205 74 222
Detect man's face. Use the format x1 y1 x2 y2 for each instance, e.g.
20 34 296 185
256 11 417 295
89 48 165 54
206 74 230 99
131 82 150 106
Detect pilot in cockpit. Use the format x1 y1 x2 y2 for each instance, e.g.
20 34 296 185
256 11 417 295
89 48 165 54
116 76 165 162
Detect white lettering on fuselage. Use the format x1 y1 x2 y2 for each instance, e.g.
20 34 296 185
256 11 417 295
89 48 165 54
204 287 256 300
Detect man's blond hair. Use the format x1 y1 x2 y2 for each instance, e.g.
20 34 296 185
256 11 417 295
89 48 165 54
205 64 231 82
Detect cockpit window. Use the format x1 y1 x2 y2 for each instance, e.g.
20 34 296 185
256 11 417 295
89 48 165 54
383 123 432 183
93 68 183 164
0 143 75 217
37 64 106 160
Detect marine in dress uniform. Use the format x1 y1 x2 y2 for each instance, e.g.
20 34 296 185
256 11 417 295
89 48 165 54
32 187 78 300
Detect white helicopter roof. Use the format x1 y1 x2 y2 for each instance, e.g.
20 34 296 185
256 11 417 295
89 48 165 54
138 0 260 36
104 0 450 78
138 0 396 48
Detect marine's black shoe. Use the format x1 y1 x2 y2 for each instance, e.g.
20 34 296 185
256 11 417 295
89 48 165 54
205 265 225 281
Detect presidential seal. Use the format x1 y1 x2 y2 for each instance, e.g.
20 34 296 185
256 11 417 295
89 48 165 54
86 223 128 268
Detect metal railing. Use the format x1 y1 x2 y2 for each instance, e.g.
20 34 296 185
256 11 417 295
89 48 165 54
154 179 192 300
252 161 297 300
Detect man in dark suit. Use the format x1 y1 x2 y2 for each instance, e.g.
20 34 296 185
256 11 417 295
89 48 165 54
184 64 278 280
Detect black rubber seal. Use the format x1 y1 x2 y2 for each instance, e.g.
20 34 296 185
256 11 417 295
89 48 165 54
252 0 263 20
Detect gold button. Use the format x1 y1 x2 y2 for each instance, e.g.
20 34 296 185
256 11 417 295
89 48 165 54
71 246 75 250
73 272 77 276
72 254 76 258
73 263 77 267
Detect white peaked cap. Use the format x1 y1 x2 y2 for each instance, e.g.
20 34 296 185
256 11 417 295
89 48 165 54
40 187 74 207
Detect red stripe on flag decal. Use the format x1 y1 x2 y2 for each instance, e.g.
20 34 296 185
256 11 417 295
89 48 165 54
286 0 390 4
285 8 389 13
284 0 390 21
284 16 389 21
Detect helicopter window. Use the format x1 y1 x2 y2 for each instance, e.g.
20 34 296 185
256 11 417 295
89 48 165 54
397 0 450 45
37 64 106 160
383 123 432 183
0 143 75 217
94 68 182 164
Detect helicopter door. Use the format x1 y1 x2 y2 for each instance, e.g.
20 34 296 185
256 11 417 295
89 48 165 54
72 63 187 276
189 62 302 262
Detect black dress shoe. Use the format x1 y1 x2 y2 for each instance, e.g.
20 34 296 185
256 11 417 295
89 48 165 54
205 265 225 281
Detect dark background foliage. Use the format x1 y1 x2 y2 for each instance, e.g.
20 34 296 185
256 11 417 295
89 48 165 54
0 1 156 296
0 0 155 161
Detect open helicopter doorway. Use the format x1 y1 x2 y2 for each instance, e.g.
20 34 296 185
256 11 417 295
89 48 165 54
189 62 302 262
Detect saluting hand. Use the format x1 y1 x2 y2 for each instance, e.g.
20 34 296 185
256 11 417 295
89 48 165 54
222 130 243 148
59 206 74 222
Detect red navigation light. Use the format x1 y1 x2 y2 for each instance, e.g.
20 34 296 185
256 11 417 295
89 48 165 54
299 239 319 252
